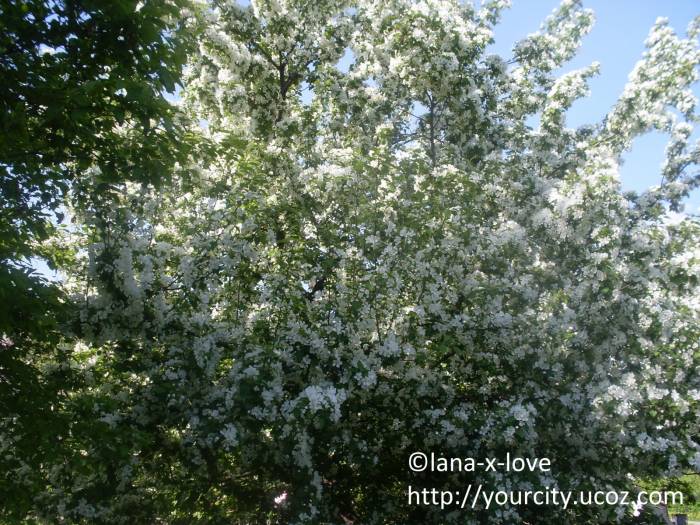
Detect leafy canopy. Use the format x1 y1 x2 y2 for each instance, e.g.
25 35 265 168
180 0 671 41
5 0 700 524
0 0 192 519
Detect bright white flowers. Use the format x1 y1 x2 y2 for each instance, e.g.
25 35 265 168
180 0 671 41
26 0 700 523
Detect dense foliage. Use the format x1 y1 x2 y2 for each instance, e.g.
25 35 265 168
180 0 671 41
0 0 192 520
4 0 700 523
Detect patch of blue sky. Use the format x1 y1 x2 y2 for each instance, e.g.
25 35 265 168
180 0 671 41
487 0 700 211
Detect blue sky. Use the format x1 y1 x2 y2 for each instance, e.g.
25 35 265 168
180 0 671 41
488 0 700 210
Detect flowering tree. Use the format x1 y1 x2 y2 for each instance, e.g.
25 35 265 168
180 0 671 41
10 0 700 523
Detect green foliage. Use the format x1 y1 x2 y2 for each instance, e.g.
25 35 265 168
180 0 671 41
642 474 700 520
0 0 195 521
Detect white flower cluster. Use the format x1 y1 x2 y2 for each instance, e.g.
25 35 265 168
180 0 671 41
29 0 700 523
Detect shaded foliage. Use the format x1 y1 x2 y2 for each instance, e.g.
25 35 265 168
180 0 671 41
0 0 193 520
